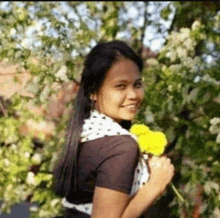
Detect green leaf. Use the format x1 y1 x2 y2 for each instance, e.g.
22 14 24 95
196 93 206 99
160 5 172 21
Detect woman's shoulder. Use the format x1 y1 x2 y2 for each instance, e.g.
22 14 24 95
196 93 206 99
81 135 139 157
83 134 137 147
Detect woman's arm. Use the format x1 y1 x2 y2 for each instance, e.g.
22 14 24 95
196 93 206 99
92 187 130 218
92 156 174 218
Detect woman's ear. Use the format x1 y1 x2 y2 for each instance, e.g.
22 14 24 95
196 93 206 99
90 92 98 110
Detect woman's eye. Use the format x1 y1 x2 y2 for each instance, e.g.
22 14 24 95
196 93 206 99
116 84 126 89
135 81 143 88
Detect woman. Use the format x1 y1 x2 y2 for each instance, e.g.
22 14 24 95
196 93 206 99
53 40 174 218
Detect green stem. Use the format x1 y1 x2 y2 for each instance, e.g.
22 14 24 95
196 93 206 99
170 182 185 203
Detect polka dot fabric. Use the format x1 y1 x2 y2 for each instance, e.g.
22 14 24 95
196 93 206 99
81 110 136 142
130 154 149 195
62 198 93 215
62 109 149 215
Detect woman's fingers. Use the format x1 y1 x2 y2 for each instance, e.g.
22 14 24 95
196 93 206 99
148 156 175 191
149 156 170 167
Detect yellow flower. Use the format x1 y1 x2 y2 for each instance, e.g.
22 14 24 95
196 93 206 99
138 132 167 155
130 124 167 156
130 124 151 136
130 124 185 202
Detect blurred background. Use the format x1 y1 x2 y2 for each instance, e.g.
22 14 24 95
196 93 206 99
0 1 220 217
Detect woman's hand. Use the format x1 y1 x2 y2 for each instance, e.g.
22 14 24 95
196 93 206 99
148 156 174 193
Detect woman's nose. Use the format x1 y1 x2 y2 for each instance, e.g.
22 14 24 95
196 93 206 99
127 87 138 99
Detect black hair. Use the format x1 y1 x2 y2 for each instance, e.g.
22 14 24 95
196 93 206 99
53 40 143 197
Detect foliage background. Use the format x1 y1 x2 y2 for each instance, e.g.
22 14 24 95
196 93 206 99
0 2 220 217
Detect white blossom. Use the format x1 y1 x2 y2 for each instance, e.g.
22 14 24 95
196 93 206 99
213 207 220 218
4 159 10 167
216 133 220 144
10 28 16 36
192 20 201 30
30 206 39 212
31 153 42 164
51 199 60 207
26 172 36 185
146 58 158 66
10 144 17 150
55 66 68 82
204 181 219 195
210 117 220 126
24 152 30 158
21 39 28 48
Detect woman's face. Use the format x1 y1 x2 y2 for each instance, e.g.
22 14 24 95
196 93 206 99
92 58 144 123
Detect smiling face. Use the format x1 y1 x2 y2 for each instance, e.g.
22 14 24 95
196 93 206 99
92 58 144 123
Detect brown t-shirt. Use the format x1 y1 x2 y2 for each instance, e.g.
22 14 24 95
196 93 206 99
66 135 139 204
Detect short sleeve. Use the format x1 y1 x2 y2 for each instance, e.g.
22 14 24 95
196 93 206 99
95 135 139 194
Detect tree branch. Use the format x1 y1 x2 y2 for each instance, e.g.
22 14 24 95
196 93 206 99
0 99 8 117
139 2 149 56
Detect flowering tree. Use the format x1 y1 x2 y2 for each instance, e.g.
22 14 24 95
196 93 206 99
0 1 220 217
139 2 220 217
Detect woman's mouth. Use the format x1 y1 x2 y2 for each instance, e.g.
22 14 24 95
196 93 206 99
122 104 139 112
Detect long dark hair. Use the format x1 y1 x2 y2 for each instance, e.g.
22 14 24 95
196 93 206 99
53 40 143 197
